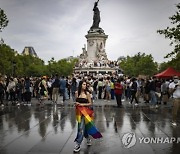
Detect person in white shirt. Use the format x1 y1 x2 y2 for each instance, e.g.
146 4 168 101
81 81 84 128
169 76 180 126
7 78 16 104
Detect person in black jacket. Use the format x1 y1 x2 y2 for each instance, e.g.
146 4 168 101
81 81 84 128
52 74 60 104
130 78 139 105
149 77 158 108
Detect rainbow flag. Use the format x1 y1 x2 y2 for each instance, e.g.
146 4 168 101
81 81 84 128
76 106 103 139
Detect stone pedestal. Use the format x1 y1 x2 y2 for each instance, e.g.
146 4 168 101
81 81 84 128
74 28 119 75
85 28 108 63
74 26 120 74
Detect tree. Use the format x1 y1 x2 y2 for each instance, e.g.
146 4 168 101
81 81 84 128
0 43 47 76
0 8 9 32
19 55 45 76
46 57 77 76
159 52 180 72
0 43 77 77
120 52 158 77
157 3 180 58
0 44 16 75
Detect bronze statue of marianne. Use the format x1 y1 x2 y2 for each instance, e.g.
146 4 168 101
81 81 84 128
91 0 100 29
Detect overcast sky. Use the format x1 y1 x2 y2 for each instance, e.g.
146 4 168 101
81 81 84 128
0 0 179 63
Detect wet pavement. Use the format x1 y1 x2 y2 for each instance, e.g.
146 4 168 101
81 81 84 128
0 98 179 154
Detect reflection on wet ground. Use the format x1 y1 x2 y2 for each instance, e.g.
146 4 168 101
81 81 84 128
0 99 179 154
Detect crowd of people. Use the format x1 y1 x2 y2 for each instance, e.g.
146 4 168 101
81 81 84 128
75 60 119 69
0 74 179 122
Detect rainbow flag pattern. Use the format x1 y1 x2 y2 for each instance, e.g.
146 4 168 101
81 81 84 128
76 106 103 139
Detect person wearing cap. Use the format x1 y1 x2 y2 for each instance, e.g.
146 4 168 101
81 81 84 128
169 76 180 126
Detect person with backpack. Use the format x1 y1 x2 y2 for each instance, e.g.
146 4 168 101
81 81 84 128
38 76 48 107
47 77 53 101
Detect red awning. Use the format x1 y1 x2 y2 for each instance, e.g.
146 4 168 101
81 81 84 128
155 67 180 78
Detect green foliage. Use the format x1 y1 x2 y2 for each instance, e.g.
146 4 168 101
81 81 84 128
120 52 158 77
0 8 9 32
0 43 77 76
47 57 78 76
19 54 44 75
0 44 16 75
157 3 180 58
0 44 45 76
159 53 180 72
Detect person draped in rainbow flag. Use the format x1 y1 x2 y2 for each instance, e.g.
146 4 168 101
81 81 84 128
74 80 102 152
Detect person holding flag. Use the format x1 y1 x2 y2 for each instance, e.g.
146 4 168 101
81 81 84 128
74 80 102 152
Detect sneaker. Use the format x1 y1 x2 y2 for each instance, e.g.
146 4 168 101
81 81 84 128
135 103 138 106
1 104 4 107
87 138 92 146
73 143 80 152
172 122 177 126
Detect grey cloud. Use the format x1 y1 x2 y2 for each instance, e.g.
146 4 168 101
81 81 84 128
0 0 179 63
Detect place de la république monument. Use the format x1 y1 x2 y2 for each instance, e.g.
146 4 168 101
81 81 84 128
74 0 119 75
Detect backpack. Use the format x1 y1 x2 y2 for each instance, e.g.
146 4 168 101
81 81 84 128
131 81 137 91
